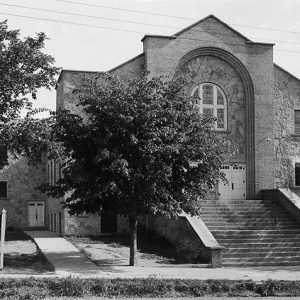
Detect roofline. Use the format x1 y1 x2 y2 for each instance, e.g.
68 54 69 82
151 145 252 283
56 69 102 88
173 14 252 42
108 53 145 72
246 41 275 46
274 63 300 83
141 35 176 42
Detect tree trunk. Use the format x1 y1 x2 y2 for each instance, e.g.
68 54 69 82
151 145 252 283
129 215 138 266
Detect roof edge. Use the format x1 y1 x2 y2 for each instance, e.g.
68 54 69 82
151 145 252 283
56 69 102 88
173 14 252 42
246 41 275 46
108 53 145 73
274 63 300 83
141 35 176 42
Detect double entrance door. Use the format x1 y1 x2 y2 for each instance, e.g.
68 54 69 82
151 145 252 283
28 201 45 227
219 164 246 200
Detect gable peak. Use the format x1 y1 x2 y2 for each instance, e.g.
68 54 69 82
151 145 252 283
173 14 252 42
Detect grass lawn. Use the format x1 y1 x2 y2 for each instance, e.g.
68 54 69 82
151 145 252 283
68 232 180 267
0 230 54 274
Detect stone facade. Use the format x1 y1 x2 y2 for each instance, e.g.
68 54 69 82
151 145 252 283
274 65 300 187
141 15 275 198
52 15 300 235
0 156 46 229
179 55 246 162
2 15 300 236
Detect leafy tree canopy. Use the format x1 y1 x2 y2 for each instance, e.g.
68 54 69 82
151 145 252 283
0 20 59 121
40 74 226 218
1 72 227 265
0 20 59 166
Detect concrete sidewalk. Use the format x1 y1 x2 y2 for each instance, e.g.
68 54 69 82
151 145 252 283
25 231 103 276
25 231 300 280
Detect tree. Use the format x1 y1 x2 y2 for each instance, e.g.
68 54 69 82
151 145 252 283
0 20 59 167
39 73 227 266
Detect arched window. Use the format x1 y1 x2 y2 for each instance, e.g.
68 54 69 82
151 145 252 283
191 83 227 131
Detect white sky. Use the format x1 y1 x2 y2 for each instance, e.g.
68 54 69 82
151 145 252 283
1 0 300 112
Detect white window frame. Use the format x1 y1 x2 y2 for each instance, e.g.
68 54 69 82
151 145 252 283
192 83 227 131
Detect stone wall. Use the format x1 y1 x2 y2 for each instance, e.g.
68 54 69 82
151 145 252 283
274 65 300 187
64 212 101 236
179 55 246 162
64 213 129 236
56 70 98 114
0 156 46 229
139 214 222 265
46 196 64 234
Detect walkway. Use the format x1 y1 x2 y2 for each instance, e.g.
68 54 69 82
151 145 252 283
24 231 300 280
25 231 103 275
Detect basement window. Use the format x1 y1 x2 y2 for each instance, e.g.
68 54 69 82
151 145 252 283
295 110 300 135
295 163 300 186
0 181 7 199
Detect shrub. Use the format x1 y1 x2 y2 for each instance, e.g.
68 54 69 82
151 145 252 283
175 238 200 263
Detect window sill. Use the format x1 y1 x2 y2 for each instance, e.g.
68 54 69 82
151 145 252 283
291 134 300 137
0 198 9 201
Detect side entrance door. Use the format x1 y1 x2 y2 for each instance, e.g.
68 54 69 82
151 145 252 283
28 201 45 227
219 164 246 200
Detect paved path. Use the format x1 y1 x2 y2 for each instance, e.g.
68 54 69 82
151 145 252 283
24 231 300 280
25 231 103 276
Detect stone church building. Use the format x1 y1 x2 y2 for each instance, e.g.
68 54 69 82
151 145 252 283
1 15 300 266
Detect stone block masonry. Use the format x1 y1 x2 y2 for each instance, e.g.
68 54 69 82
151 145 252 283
0 156 46 229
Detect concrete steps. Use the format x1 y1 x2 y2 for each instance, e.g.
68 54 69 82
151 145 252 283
200 199 300 267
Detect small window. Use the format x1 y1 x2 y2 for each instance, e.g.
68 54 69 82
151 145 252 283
59 163 62 180
54 214 57 232
0 147 8 166
0 181 7 198
53 159 57 184
50 214 53 231
47 163 50 184
296 163 300 186
50 160 53 185
192 83 227 131
295 110 300 135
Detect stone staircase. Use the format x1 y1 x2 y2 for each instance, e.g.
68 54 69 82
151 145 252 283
200 199 300 267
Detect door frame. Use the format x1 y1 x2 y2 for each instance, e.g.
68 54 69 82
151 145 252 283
27 201 45 227
219 163 246 200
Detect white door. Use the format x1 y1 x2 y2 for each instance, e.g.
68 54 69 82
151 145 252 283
219 164 246 200
219 165 232 200
28 201 45 227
